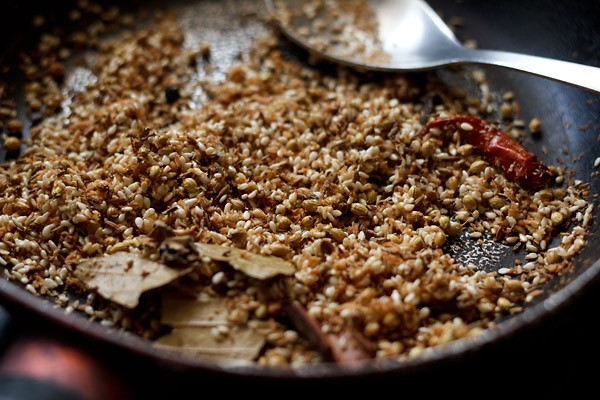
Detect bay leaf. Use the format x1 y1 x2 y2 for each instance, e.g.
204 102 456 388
74 252 193 308
161 294 229 327
154 325 266 363
155 294 268 362
195 243 295 280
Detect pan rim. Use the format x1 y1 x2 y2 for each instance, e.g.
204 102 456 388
2 253 600 379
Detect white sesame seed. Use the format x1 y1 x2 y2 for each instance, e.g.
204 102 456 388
212 271 226 285
460 122 474 131
523 262 536 271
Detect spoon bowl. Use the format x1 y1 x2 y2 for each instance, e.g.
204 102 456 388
267 0 600 93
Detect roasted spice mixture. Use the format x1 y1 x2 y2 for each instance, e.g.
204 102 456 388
0 2 593 367
270 0 391 66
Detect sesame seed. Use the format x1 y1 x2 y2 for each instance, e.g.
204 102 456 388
460 122 474 131
212 271 226 285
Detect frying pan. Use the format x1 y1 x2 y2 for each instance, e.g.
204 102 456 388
0 0 599 397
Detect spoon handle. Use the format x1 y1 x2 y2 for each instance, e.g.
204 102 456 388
463 48 600 94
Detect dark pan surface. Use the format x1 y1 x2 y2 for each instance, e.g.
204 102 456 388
1 0 600 387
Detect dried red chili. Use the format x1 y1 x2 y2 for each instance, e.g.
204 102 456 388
422 116 553 191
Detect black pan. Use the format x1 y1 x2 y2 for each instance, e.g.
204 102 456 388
1 0 599 397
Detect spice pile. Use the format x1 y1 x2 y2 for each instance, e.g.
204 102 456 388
271 0 391 66
0 1 593 367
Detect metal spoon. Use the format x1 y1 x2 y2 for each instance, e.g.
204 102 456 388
266 0 600 94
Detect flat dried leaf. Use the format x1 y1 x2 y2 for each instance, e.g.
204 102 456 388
155 295 267 362
195 243 295 280
154 326 266 363
161 294 229 327
75 252 193 308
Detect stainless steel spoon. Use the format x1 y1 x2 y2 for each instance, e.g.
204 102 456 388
266 0 600 94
